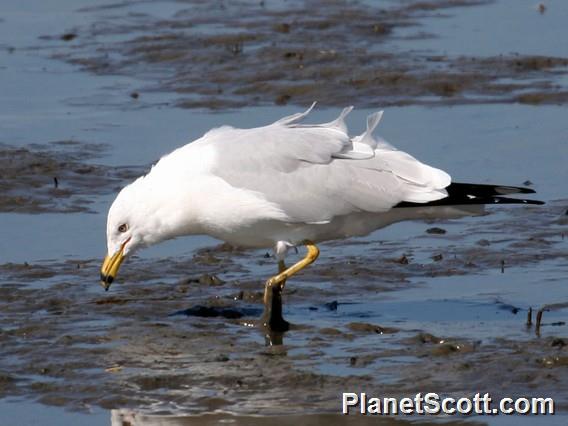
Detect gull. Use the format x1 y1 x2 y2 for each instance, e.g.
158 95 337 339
101 104 542 328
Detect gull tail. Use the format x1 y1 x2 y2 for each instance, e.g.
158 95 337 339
395 182 545 208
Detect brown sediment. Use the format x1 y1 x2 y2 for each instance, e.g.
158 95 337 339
0 143 143 213
1 201 567 412
39 0 568 110
346 322 399 334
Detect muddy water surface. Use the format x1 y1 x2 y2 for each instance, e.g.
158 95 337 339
1 0 568 425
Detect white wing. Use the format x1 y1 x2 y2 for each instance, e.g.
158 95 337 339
192 105 451 224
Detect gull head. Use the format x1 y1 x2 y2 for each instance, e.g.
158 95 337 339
100 177 173 291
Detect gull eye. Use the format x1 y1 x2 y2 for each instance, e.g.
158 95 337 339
118 223 128 233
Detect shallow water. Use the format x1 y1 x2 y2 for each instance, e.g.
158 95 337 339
396 0 568 57
1 0 568 425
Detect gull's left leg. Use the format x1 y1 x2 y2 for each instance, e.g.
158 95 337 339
261 260 289 333
261 241 320 332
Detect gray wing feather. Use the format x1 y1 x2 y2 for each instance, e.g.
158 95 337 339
202 107 450 223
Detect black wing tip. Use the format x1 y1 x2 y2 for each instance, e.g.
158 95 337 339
395 196 545 208
451 182 536 195
394 182 544 209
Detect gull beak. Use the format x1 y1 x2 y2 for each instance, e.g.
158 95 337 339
100 240 129 291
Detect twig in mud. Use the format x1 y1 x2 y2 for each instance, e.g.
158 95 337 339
527 307 532 326
536 308 545 335
534 302 568 335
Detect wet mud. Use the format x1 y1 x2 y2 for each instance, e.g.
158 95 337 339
1 201 567 415
37 0 568 109
0 142 143 213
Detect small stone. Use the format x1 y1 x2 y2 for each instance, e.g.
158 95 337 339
324 301 338 311
60 33 77 41
214 354 229 362
273 23 291 33
426 227 446 234
395 255 409 264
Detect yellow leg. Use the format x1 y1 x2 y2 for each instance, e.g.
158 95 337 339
263 241 320 304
